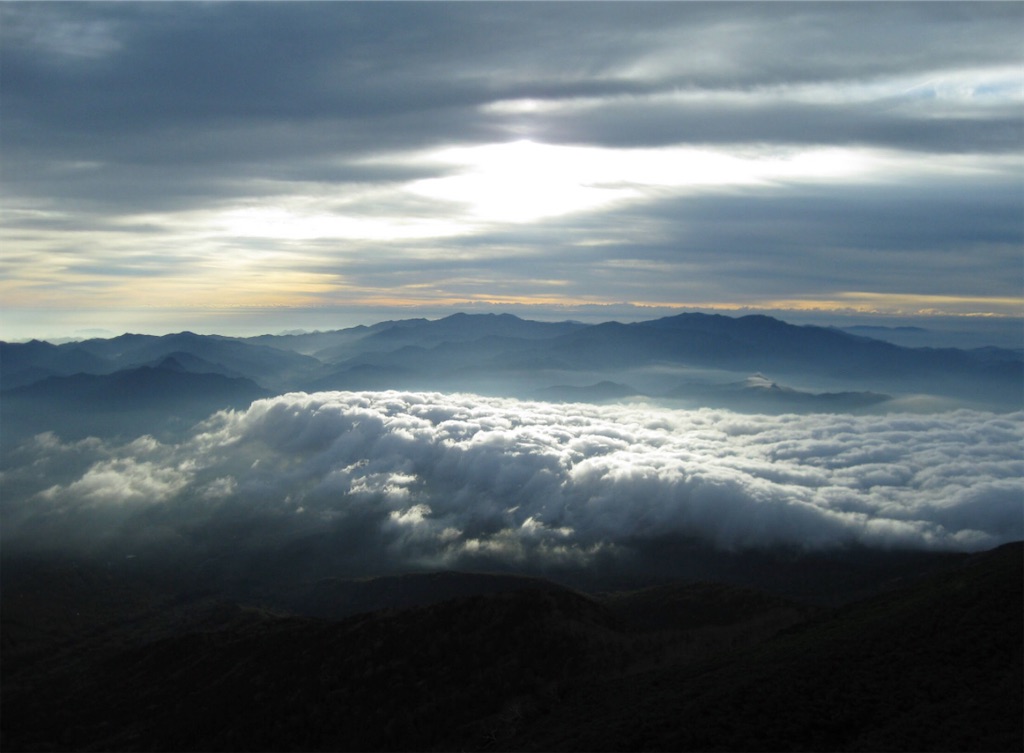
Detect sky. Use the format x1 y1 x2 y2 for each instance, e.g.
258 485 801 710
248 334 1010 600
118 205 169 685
1 2 1022 340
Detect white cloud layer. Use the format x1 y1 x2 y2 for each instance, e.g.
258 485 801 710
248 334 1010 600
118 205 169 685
3 392 1021 568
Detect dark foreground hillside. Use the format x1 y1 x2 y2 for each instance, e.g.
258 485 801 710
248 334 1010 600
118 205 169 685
2 543 1021 752
503 542 1023 752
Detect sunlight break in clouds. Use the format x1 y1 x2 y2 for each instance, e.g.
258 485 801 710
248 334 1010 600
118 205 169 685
5 393 1021 568
3 3 1022 337
407 140 874 224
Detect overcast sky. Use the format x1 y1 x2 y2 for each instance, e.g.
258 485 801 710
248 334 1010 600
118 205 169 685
1 2 1022 339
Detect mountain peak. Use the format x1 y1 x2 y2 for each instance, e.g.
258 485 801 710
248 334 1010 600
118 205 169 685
156 355 186 372
442 312 522 322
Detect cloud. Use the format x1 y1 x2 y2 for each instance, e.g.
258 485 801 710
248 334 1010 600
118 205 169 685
38 457 191 507
3 393 1020 573
2 3 1021 335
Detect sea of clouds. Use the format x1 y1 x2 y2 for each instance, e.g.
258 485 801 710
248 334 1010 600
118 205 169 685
2 391 1021 571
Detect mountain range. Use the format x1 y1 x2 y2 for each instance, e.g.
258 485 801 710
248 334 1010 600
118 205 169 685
2 311 1020 448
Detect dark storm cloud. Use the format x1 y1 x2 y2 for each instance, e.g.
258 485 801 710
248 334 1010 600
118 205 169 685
4 2 1020 204
532 98 1023 153
3 393 1021 570
2 5 634 161
581 175 1024 301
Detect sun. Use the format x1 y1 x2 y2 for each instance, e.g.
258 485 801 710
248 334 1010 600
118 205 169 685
408 140 639 223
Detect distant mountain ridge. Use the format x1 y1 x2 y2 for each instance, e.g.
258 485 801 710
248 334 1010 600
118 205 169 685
668 372 893 412
1 363 270 445
3 364 267 408
2 312 1020 443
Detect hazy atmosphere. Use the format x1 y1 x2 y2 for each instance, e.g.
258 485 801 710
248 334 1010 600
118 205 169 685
1 2 1022 340
2 6 1022 751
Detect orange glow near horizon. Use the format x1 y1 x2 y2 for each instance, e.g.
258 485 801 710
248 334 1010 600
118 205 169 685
288 292 1024 319
3 273 1020 321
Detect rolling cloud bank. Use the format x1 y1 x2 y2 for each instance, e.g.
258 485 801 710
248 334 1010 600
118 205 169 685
4 391 1021 577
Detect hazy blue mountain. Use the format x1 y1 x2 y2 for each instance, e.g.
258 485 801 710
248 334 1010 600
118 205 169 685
1 364 270 445
360 312 586 348
524 314 1022 407
324 335 539 375
0 340 116 389
619 313 996 376
8 332 325 392
145 351 247 379
839 323 1024 350
108 332 325 390
302 314 585 365
838 324 931 347
667 373 892 413
970 344 1024 361
49 332 157 361
3 312 1021 414
303 363 418 393
536 381 642 403
245 318 430 358
245 325 376 355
